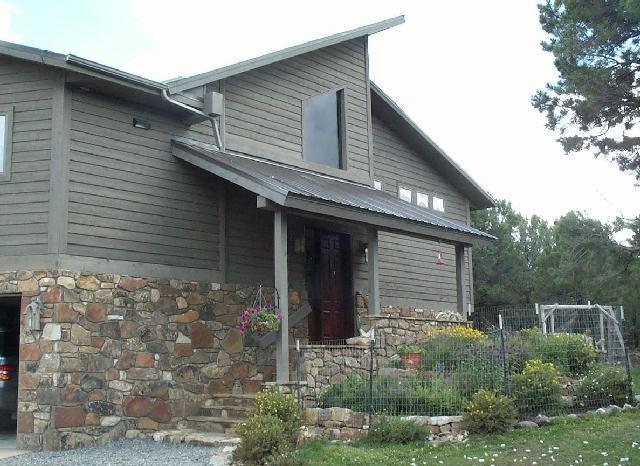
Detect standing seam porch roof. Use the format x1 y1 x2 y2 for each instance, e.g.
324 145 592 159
171 138 496 246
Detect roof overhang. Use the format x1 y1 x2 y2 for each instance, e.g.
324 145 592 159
171 138 495 247
370 82 495 211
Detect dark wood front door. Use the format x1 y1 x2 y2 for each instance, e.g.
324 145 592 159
306 229 354 342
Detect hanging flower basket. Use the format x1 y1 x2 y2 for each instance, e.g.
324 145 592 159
239 304 282 336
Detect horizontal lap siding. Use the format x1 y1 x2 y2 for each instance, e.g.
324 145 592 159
67 91 220 270
371 115 473 310
0 57 54 257
224 38 370 178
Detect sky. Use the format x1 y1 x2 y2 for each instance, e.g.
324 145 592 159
2 0 639 238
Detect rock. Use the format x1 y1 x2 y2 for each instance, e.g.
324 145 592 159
221 328 243 353
124 397 152 417
20 344 41 361
157 297 179 315
57 276 76 289
86 303 107 322
100 416 121 427
18 278 39 292
70 324 92 346
192 323 214 348
515 421 539 429
42 323 62 341
54 304 77 323
532 415 552 426
88 401 116 416
38 353 61 372
119 277 147 291
345 337 371 347
169 310 199 323
176 297 188 310
202 364 228 379
53 406 86 428
176 332 191 344
149 399 172 424
77 275 100 291
135 352 155 368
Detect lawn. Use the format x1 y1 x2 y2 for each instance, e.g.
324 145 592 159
297 410 640 466
633 365 640 394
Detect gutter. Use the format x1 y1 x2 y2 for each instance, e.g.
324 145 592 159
161 89 222 149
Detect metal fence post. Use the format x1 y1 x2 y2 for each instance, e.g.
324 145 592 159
617 308 635 403
499 313 510 395
368 339 375 423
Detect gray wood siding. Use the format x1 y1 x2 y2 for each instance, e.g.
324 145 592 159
0 57 55 257
67 90 221 270
223 38 370 181
371 114 473 310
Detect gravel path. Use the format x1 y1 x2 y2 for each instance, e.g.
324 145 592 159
0 439 221 466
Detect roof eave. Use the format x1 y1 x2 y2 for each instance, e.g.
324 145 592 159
168 15 405 93
370 81 495 210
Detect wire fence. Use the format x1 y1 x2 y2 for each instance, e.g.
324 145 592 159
296 304 634 420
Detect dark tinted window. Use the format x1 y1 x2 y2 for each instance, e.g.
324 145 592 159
303 90 342 168
0 331 18 357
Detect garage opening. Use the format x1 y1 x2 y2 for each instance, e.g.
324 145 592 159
0 295 20 448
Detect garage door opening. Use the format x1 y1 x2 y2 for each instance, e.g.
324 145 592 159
0 295 20 448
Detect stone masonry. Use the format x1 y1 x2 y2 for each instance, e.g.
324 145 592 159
0 271 305 450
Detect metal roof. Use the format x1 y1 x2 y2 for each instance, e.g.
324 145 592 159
167 16 405 93
172 138 495 246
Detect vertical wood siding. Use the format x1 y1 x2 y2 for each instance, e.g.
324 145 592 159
224 38 370 180
66 90 221 270
0 57 55 257
371 114 473 310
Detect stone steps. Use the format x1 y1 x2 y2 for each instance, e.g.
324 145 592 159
185 416 242 434
152 429 240 447
200 405 253 418
206 393 257 409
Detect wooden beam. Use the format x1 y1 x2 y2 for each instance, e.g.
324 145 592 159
367 227 380 315
218 183 227 282
274 208 289 384
456 245 467 317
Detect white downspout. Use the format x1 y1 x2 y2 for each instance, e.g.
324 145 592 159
161 89 221 149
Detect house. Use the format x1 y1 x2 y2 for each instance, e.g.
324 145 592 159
0 16 494 450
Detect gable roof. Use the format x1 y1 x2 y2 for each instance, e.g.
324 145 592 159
370 82 495 210
166 16 405 93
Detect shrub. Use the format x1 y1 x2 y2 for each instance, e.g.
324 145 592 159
454 356 504 399
464 389 518 434
234 414 292 466
532 332 596 376
367 416 429 443
510 359 564 416
576 364 631 408
255 389 301 443
421 326 488 371
265 452 307 466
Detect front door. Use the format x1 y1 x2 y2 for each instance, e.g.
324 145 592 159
306 228 354 342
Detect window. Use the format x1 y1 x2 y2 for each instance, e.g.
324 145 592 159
416 192 429 208
303 89 344 169
373 180 382 190
433 195 445 212
398 186 412 203
0 105 13 181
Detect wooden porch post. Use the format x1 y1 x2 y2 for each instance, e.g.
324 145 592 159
455 244 468 317
367 227 380 315
274 208 289 384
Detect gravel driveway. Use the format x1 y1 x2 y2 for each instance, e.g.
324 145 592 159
0 439 222 466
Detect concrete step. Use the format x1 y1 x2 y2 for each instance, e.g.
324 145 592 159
152 429 240 448
200 405 252 418
206 393 257 409
185 416 242 434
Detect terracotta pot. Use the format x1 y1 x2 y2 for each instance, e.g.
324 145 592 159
401 352 421 369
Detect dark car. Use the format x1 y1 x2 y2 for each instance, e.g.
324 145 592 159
0 326 18 421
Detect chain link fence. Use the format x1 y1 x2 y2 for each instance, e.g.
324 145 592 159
296 304 634 420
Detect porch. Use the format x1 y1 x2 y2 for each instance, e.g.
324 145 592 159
171 138 495 384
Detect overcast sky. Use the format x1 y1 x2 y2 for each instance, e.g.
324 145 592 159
3 0 639 236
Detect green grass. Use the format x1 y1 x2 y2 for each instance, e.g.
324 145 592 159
632 366 640 394
297 410 640 466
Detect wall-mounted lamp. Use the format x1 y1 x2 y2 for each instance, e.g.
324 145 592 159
133 117 151 130
435 250 445 266
363 243 369 264
25 299 43 331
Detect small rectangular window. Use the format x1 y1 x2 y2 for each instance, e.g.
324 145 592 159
416 192 429 208
398 186 412 203
373 180 382 190
303 89 344 169
0 105 13 181
433 195 445 212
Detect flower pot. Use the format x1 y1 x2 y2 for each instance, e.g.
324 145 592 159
401 352 421 369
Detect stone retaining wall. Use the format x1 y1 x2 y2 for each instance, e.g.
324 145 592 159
300 407 463 441
1 271 306 450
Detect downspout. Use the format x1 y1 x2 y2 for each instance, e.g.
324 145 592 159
161 89 222 149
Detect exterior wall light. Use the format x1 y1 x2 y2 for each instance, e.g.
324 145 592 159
133 117 151 130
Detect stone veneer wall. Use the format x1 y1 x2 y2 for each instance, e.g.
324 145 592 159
0 271 306 450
